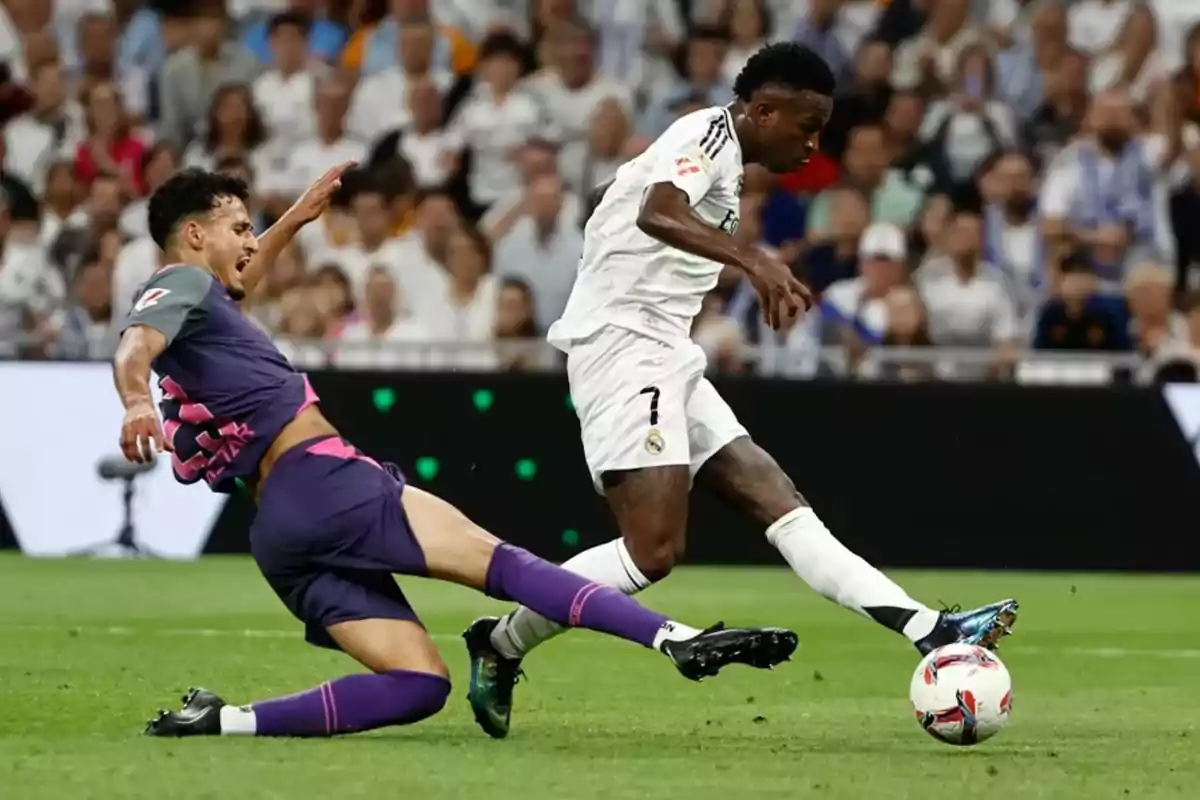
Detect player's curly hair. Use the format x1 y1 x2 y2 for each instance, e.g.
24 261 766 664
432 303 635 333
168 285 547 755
733 42 836 102
147 167 250 250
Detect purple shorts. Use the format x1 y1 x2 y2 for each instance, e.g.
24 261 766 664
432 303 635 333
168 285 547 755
250 435 428 650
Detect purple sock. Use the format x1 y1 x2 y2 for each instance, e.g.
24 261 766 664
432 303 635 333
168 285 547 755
250 670 450 737
484 543 668 648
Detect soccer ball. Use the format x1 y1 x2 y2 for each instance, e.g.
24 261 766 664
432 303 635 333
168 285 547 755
909 643 1012 746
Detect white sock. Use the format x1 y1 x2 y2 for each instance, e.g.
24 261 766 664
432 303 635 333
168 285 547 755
767 507 940 642
491 538 653 659
218 704 257 735
651 620 703 650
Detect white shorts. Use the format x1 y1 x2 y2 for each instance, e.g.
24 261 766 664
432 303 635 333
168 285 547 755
563 326 748 492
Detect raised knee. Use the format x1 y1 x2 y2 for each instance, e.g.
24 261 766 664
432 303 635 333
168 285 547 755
623 531 685 581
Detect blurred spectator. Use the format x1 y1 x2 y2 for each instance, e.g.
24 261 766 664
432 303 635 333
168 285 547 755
481 137 579 236
316 177 407 299
158 1 262 148
525 20 632 179
74 80 147 198
859 284 937 382
1087 2 1160 104
0 191 63 355
1173 23 1200 123
718 0 772 87
311 262 357 336
3 59 85 196
822 37 894 160
243 241 305 333
821 222 908 356
73 11 119 94
694 289 747 374
347 15 455 142
353 0 476 78
493 275 555 371
588 0 685 101
184 84 271 191
53 249 114 360
1041 88 1180 289
252 11 327 167
891 0 981 94
919 210 1020 368
393 187 456 326
792 0 854 89
993 1 1068 125
982 151 1041 320
275 282 330 367
40 161 85 248
1125 261 1188 358
242 0 347 64
119 142 179 240
805 186 870 292
335 265 433 370
640 25 732 136
118 4 190 121
425 223 498 347
398 78 458 188
560 97 627 198
914 44 1017 194
808 124 923 237
445 31 542 215
1023 47 1088 170
492 171 581 330
48 172 124 280
910 192 955 270
1034 251 1130 351
280 73 367 201
1169 122 1200 288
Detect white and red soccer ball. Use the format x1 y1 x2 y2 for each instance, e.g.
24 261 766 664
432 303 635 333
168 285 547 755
909 643 1012 746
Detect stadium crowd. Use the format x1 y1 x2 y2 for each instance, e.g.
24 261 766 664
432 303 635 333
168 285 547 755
1 0 1200 382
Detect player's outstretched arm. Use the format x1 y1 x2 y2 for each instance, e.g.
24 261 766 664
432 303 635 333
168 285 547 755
114 325 171 463
238 161 356 298
637 183 812 328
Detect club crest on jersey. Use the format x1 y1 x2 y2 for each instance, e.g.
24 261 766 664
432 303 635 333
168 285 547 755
645 429 665 455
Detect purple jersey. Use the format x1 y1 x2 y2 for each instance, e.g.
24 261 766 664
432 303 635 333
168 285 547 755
120 264 317 493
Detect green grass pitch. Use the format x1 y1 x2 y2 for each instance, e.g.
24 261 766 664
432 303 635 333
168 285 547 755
1 555 1198 799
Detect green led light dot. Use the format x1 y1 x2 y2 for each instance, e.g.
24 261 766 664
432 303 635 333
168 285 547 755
564 393 574 410
561 529 580 547
414 457 441 481
372 387 396 413
472 389 494 412
514 459 538 481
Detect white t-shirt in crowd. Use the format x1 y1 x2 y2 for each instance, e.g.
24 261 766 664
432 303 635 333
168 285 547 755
1067 0 1134 55
548 105 743 347
1039 135 1177 267
822 277 889 341
920 266 1019 347
346 66 454 144
311 239 409 302
279 136 368 198
446 84 544 206
334 317 437 370
252 67 323 158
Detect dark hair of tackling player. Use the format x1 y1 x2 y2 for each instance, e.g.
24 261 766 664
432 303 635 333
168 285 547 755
147 167 258 301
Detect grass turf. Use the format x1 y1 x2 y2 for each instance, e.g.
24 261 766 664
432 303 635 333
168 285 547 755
0 555 1197 799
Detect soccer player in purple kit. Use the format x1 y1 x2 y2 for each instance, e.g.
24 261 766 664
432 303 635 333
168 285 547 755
118 165 799 739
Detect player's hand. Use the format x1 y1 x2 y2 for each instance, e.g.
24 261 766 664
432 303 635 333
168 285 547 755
745 250 814 331
120 400 171 464
290 161 357 224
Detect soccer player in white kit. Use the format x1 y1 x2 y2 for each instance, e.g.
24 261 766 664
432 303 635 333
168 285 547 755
463 43 1019 739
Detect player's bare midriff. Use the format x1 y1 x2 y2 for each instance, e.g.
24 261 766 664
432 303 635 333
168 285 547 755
252 404 339 498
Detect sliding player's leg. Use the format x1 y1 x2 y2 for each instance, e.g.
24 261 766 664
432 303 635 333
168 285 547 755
403 483 794 678
695 432 1018 653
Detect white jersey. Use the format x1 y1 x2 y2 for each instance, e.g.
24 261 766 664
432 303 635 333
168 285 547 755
547 106 744 347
